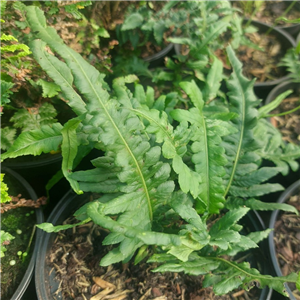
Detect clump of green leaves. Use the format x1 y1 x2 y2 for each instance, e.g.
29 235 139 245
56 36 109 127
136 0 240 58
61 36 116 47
279 42 300 83
0 174 14 258
1 174 11 204
2 5 300 297
0 19 31 108
0 231 15 258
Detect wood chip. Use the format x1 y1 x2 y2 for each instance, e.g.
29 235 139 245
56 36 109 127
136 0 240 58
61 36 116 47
90 287 115 300
93 277 116 290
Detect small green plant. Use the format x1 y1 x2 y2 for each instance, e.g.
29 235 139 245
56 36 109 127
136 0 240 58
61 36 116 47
0 174 15 258
2 5 300 297
0 230 15 258
279 34 300 83
1 1 62 151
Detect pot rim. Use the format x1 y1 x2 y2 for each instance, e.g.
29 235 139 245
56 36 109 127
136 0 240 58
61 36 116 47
35 191 272 300
174 19 296 88
268 179 300 300
143 42 174 62
2 166 44 300
265 80 299 105
2 152 62 169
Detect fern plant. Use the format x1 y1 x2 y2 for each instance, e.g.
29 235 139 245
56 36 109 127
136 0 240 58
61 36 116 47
2 5 300 297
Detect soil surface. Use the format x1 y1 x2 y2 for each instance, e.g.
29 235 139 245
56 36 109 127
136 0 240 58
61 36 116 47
47 216 263 300
273 188 300 299
233 1 300 26
270 90 300 145
1 207 36 300
236 31 286 82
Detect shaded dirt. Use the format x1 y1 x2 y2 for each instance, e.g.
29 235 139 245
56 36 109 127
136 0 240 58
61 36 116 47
270 90 300 145
47 216 263 300
273 189 300 298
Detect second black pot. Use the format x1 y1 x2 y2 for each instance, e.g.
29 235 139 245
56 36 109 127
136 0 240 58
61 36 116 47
35 190 272 300
1 167 44 300
268 179 300 300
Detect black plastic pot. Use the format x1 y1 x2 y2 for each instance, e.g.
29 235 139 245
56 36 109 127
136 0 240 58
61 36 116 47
35 191 272 300
276 0 300 37
244 19 296 99
143 42 175 68
35 191 92 300
2 154 62 197
265 81 300 106
1 167 44 300
268 179 300 300
174 20 296 100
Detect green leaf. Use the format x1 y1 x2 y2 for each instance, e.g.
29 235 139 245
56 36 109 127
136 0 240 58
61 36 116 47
61 119 83 194
296 272 300 292
153 20 165 45
1 123 63 160
1 80 14 106
152 255 220 276
173 80 235 213
30 39 86 115
121 13 144 31
36 79 61 98
229 183 284 197
1 174 11 203
10 102 58 132
254 119 300 175
258 90 293 118
223 46 269 199
37 219 91 233
1 127 16 151
96 27 110 38
0 230 14 258
226 198 299 215
202 56 223 102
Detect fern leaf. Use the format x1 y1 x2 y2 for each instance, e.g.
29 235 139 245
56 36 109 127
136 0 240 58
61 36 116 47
61 119 83 194
29 40 86 115
222 46 279 199
1 127 16 151
279 48 300 83
226 197 299 215
197 19 229 53
0 0 7 16
254 119 300 175
10 102 57 132
87 201 181 266
202 56 224 102
1 81 14 106
1 123 63 159
36 79 61 98
172 80 235 213
25 6 183 265
132 106 202 197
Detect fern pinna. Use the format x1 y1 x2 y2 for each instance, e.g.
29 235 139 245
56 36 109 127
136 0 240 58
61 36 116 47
2 5 300 296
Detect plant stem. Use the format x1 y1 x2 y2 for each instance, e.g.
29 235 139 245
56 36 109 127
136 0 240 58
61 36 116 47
264 1 297 36
245 1 264 28
266 104 300 118
25 225 36 256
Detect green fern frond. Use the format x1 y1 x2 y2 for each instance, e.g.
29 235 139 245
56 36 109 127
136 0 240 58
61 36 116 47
1 80 14 107
1 123 63 159
0 0 7 17
7 5 298 296
10 102 58 132
171 80 236 214
222 46 284 199
22 6 180 265
254 118 300 175
1 127 16 151
279 48 300 83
